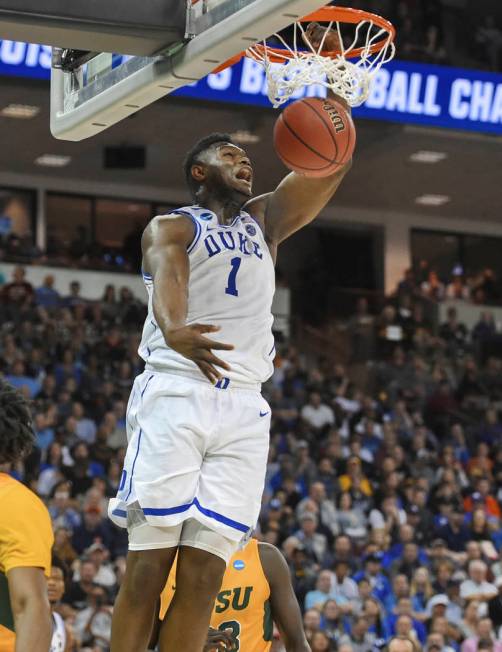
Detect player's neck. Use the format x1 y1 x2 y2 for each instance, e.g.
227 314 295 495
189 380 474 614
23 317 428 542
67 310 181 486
197 191 245 225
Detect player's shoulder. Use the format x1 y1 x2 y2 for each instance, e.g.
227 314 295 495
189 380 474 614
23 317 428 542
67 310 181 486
0 472 27 499
147 205 197 228
143 206 199 247
0 474 49 518
258 541 288 576
243 194 271 225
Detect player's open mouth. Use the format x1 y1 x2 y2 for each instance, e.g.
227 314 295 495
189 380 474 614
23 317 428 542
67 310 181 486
235 167 253 183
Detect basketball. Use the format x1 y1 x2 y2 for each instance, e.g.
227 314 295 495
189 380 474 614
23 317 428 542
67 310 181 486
273 97 356 178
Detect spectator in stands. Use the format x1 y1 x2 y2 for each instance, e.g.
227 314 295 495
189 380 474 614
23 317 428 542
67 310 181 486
460 561 498 604
320 599 347 644
439 307 468 356
305 570 339 611
101 284 119 323
1 265 34 306
310 630 334 652
388 637 416 652
35 274 60 309
5 359 41 398
297 481 339 538
82 542 116 590
295 513 328 565
461 618 502 652
301 391 335 433
410 566 434 614
72 402 97 444
421 270 445 301
339 456 373 497
71 503 112 556
486 576 502 633
375 306 404 358
48 479 81 531
63 280 86 308
64 558 98 609
335 492 368 541
339 615 374 652
332 559 358 605
390 543 423 581
476 408 502 447
304 608 322 641
73 583 113 649
472 312 496 343
445 270 470 301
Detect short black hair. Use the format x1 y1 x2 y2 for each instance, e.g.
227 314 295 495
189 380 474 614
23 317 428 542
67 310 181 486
0 381 35 464
51 555 69 585
183 133 234 200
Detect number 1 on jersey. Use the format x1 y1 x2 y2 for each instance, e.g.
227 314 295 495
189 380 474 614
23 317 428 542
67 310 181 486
225 257 241 297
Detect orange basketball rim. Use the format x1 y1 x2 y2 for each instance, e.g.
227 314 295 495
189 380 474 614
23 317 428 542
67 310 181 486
214 6 396 73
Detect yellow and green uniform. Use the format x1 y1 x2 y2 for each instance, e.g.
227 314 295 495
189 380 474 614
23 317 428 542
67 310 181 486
160 539 273 652
0 473 53 652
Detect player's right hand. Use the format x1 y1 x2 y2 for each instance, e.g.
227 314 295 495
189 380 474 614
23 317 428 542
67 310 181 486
165 324 234 384
204 627 237 651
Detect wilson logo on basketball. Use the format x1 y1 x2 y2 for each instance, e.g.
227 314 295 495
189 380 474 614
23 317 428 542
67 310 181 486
322 102 346 133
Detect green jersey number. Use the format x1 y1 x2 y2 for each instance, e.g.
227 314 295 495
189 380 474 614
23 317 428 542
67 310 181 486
218 619 241 651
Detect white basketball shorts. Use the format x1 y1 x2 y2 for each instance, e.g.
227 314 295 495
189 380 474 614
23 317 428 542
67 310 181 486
108 370 271 543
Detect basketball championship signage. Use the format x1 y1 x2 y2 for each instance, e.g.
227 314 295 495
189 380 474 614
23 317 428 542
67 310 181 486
0 39 501 134
178 58 502 134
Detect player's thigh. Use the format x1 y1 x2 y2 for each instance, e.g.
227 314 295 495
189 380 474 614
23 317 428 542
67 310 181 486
198 391 270 531
176 536 227 590
128 506 184 552
180 518 239 564
130 375 210 505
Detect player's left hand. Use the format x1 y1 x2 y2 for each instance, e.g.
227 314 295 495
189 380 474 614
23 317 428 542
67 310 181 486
204 627 237 651
303 22 342 52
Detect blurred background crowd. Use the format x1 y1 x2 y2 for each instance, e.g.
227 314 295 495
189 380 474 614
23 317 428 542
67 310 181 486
2 263 502 652
332 0 502 72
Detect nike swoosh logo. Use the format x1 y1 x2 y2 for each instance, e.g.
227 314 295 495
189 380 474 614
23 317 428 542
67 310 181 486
260 411 270 417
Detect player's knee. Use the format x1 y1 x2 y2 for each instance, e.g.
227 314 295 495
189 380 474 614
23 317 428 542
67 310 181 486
123 553 171 600
177 550 225 598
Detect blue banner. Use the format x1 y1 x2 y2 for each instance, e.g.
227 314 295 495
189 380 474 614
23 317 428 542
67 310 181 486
174 58 502 135
0 39 501 134
0 41 52 79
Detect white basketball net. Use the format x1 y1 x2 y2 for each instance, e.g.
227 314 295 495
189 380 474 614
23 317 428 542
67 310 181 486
246 18 396 108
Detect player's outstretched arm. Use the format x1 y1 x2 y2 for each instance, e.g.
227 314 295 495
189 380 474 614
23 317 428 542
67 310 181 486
251 161 351 249
259 543 311 652
244 23 351 251
7 567 52 652
142 216 234 383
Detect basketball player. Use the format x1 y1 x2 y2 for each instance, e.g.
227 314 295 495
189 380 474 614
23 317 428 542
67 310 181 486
109 23 348 652
156 539 310 652
0 381 53 652
47 558 73 652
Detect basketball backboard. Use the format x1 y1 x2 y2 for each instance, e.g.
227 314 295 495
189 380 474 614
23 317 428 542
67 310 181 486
50 0 330 141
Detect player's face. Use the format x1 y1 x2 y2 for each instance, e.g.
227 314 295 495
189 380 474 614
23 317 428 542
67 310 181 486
47 567 65 604
206 143 254 197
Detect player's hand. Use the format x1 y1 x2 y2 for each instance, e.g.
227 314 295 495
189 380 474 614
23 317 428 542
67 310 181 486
165 324 234 384
303 22 342 52
204 627 237 651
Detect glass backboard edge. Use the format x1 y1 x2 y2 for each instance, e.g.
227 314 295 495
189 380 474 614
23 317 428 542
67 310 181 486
50 0 330 141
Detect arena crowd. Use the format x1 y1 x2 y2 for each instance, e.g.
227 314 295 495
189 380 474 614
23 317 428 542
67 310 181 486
2 263 502 652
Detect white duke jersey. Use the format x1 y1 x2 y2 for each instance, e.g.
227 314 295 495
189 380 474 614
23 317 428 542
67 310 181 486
138 205 276 386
